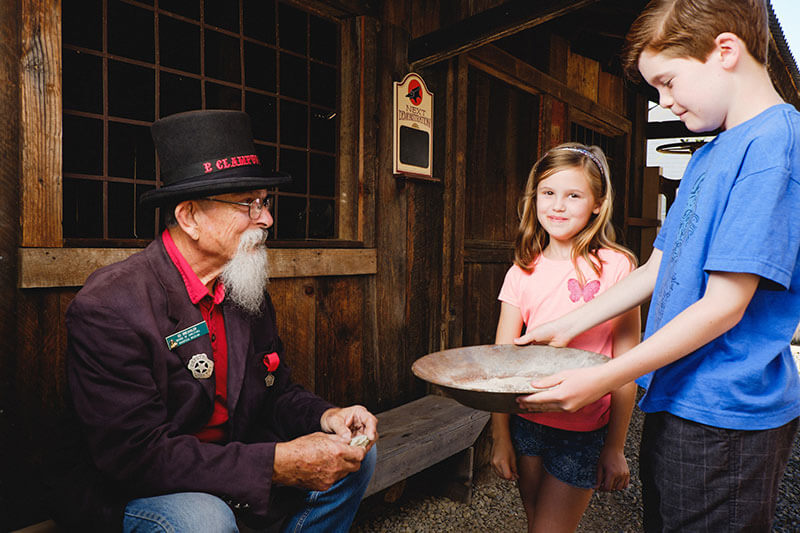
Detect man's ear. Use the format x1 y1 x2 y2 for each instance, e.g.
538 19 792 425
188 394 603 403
174 200 202 240
714 32 741 70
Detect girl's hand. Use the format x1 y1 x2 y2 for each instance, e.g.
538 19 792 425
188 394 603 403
596 447 630 492
514 320 572 348
491 433 519 481
516 365 611 413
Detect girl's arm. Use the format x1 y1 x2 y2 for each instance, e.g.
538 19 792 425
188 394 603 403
519 270 760 413
516 248 661 347
596 306 640 491
491 302 525 481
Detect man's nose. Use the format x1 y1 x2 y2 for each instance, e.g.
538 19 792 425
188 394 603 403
255 206 273 228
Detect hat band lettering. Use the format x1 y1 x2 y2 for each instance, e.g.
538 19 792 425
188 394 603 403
162 153 262 185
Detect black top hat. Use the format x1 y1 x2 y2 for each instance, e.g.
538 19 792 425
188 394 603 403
140 109 291 207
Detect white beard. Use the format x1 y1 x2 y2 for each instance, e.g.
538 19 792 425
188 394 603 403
220 229 270 314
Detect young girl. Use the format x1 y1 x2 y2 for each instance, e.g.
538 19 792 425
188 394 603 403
491 143 640 533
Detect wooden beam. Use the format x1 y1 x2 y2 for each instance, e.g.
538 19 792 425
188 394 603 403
20 0 62 247
467 45 631 135
18 247 378 288
627 217 661 228
647 120 720 139
408 0 599 68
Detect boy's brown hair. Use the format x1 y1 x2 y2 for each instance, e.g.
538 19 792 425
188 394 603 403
622 0 769 81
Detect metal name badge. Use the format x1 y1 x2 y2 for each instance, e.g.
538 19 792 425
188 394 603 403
166 321 210 350
187 353 214 379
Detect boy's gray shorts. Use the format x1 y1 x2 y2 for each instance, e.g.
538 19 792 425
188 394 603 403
640 411 798 532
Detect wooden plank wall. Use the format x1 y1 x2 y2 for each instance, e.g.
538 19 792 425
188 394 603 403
0 0 24 526
462 67 539 347
19 0 61 248
0 0 20 400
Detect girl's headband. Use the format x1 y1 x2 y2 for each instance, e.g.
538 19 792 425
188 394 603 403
555 147 606 180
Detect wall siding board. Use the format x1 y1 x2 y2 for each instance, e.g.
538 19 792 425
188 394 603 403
20 0 61 247
373 22 410 410
567 50 599 102
406 182 444 400
268 278 317 393
0 0 20 402
314 276 365 406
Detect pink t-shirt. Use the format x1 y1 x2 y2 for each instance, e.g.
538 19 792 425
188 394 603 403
497 248 633 431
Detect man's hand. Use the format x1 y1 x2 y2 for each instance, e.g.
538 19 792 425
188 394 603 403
320 405 378 450
272 432 367 491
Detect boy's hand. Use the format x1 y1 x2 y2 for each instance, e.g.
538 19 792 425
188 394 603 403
514 320 572 348
596 447 630 492
516 366 611 412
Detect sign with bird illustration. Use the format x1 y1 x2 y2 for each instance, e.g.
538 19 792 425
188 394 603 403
393 72 434 178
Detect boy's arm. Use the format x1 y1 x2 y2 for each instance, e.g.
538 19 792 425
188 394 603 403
519 270 760 413
515 249 662 347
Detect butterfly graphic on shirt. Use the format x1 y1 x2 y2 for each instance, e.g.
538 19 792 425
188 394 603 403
567 278 601 302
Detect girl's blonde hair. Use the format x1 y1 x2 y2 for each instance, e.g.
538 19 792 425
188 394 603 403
514 142 636 282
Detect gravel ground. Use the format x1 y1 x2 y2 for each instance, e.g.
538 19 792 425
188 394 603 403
352 384 800 532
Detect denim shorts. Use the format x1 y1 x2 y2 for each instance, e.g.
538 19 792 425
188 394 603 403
510 415 607 489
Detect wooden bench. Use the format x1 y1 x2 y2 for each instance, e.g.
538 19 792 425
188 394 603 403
13 395 489 532
363 394 490 502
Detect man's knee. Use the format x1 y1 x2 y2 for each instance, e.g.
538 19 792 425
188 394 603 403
124 492 237 532
356 445 377 488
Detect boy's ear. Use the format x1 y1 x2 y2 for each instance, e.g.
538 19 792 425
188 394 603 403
714 32 741 70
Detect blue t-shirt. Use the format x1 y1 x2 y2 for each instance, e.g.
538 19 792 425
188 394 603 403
637 103 800 430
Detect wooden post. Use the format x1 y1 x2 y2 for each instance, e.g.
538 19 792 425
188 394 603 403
20 0 62 247
0 0 21 388
373 21 410 409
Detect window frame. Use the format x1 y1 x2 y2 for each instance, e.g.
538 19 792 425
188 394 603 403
18 0 373 287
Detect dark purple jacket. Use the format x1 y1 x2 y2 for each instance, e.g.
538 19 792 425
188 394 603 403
50 237 333 530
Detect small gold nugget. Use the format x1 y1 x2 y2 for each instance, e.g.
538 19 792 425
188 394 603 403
349 435 370 448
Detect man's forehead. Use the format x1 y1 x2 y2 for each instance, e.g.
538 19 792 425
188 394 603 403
213 188 268 200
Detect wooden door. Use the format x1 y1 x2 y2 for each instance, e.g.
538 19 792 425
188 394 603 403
460 67 540 347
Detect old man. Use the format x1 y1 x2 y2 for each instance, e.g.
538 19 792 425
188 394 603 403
51 110 377 532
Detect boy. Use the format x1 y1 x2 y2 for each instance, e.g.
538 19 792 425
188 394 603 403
514 0 800 531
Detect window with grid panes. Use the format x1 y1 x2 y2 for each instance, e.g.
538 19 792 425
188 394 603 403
61 0 339 244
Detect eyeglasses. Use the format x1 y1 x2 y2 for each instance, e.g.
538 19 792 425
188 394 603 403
202 196 271 220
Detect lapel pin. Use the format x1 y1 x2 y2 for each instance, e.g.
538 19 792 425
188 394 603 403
188 353 214 379
263 351 280 387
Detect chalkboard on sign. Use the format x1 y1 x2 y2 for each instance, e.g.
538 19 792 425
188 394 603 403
393 73 434 179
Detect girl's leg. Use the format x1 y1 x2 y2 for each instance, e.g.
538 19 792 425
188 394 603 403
530 471 593 533
516 454 545 532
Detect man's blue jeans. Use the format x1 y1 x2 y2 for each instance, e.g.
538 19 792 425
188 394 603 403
123 446 377 532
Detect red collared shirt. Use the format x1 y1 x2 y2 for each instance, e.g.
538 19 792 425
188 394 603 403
162 229 229 442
